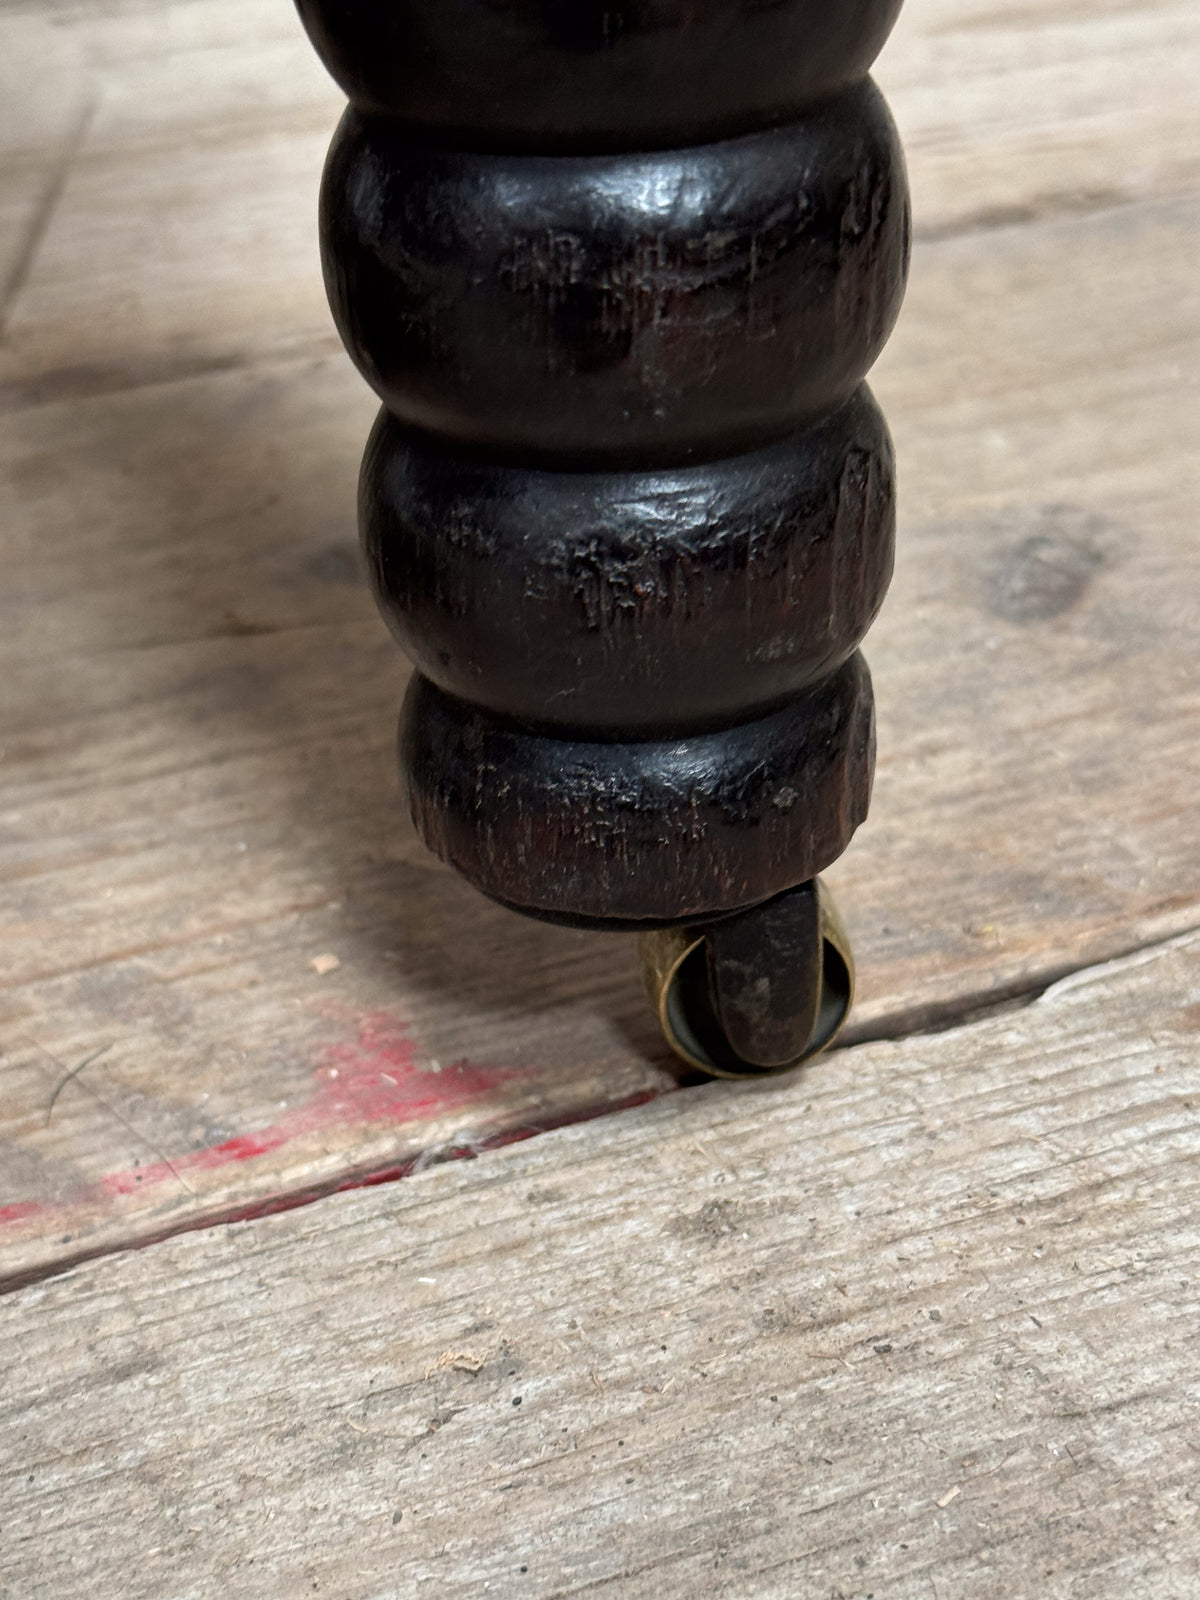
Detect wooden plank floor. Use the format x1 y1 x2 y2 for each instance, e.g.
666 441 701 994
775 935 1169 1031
4 934 1198 1597
2 0 1198 1289
2 0 1200 1591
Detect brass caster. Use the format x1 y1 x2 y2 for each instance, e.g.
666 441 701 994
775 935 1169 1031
639 878 854 1079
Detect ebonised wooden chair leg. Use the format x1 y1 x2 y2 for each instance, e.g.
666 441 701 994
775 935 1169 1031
298 0 910 1076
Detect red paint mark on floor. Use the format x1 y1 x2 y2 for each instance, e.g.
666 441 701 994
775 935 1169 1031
94 1013 523 1201
313 1013 516 1126
0 1012 674 1288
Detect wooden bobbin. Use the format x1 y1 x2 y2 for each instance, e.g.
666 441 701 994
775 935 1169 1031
299 0 910 1074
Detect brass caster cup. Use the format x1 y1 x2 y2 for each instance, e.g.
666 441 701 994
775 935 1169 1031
638 877 854 1079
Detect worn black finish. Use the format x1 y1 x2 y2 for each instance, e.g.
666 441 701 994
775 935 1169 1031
401 655 873 925
322 86 908 464
296 0 904 150
363 388 894 734
298 0 909 1071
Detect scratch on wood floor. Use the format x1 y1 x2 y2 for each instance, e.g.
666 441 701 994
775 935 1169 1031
43 1044 112 1127
0 99 96 337
24 1035 197 1196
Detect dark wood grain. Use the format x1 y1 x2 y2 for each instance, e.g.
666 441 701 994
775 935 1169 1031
362 388 894 735
321 85 909 464
297 0 904 147
401 656 874 925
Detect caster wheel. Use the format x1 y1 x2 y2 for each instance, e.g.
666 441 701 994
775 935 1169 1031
639 879 854 1079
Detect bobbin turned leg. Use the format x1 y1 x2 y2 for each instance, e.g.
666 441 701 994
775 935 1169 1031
298 0 910 1076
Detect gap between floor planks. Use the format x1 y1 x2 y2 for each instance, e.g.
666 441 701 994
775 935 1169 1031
2 933 1197 1600
3 921 1193 1300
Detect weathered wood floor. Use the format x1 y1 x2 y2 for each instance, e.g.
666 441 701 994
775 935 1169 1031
5 937 1200 1598
1 0 1198 1593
